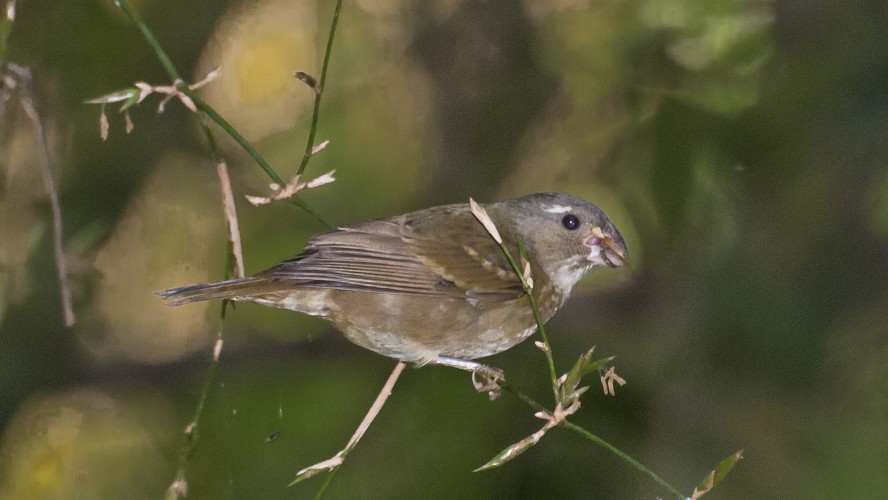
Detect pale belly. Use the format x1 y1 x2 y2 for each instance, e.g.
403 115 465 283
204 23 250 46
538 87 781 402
249 288 553 362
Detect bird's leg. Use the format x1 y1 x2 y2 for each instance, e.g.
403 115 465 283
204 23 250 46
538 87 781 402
432 356 505 400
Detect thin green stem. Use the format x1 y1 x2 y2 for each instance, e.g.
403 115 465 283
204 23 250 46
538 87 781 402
296 0 343 177
16 81 76 327
114 0 182 81
112 2 333 494
170 310 225 495
498 380 547 414
496 240 559 398
190 92 332 228
526 291 559 396
198 116 223 165
498 380 685 499
560 420 686 500
492 236 684 498
498 366 687 498
290 196 334 229
314 453 343 499
187 90 285 185
167 255 238 500
114 0 335 229
114 0 281 186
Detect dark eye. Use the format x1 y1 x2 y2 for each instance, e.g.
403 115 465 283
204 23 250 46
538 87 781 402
561 214 580 230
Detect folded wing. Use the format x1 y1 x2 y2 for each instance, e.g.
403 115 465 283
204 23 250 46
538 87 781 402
259 206 523 302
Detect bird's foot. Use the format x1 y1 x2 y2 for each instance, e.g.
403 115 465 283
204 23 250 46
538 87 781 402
430 356 506 400
471 365 505 400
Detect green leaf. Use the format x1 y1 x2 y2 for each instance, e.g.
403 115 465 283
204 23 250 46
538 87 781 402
85 88 140 108
691 449 744 499
475 430 544 472
666 12 771 72
559 347 613 404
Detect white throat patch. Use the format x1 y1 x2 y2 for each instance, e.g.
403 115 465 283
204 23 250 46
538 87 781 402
552 257 590 296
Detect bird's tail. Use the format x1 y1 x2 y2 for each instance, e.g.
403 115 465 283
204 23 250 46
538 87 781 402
156 278 272 306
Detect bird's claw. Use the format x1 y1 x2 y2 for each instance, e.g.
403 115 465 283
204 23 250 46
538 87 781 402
472 365 505 400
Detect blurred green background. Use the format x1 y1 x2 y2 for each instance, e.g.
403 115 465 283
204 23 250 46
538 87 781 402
2 0 887 498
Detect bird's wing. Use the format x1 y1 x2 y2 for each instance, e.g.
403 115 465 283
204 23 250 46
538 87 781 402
256 208 523 301
257 218 446 295
401 205 524 300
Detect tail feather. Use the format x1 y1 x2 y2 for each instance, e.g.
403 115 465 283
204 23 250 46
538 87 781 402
156 278 271 306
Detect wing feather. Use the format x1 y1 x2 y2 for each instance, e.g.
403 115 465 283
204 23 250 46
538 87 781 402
256 216 453 296
255 205 523 301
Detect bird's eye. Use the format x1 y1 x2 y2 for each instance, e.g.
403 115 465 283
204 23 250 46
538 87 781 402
561 214 580 230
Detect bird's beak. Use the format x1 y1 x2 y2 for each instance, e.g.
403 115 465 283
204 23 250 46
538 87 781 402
584 227 627 268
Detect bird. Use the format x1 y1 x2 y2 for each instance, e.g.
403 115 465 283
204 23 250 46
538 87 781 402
157 192 627 392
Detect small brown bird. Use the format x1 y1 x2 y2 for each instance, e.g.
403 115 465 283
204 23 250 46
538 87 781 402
158 192 627 387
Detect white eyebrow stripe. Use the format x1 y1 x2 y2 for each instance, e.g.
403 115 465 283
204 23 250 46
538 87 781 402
542 205 574 213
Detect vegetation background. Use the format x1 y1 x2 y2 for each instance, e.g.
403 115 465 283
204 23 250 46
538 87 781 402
2 0 887 498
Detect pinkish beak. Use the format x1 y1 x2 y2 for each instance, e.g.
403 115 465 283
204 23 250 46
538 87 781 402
583 231 627 268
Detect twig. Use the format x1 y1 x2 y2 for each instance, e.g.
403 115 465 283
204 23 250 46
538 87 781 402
516 238 559 396
166 330 226 500
112 0 332 229
198 116 245 279
296 0 343 177
167 99 243 500
106 2 249 494
215 160 244 277
289 361 407 496
112 0 282 186
188 94 286 187
10 66 76 327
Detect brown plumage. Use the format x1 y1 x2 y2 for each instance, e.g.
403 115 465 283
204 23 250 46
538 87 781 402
158 192 627 367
